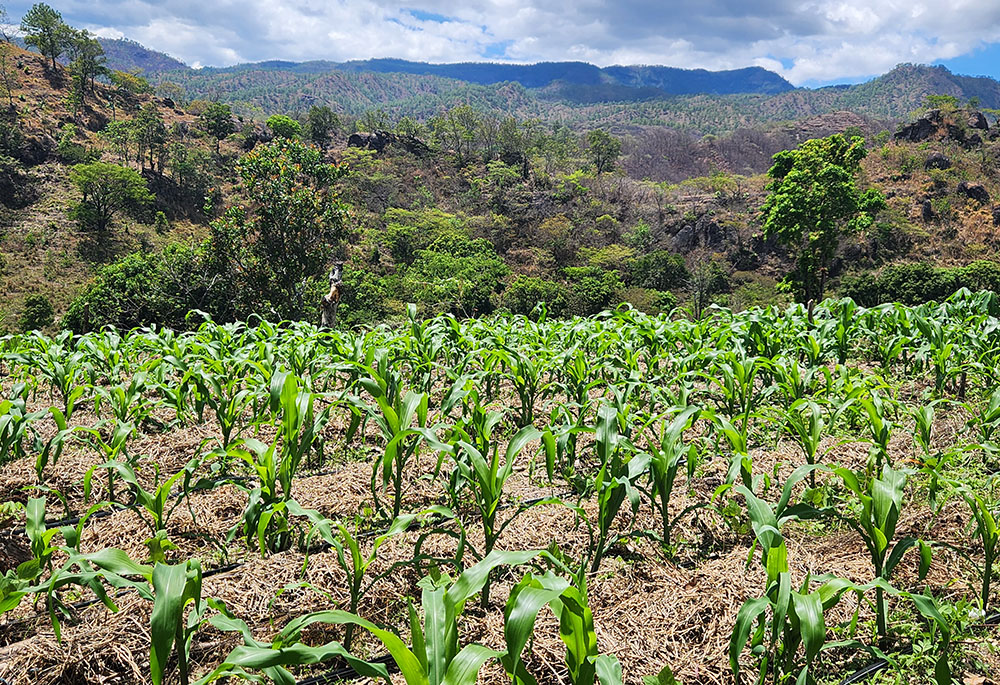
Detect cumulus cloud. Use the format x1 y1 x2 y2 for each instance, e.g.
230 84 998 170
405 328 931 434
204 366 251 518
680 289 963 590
7 0 1000 84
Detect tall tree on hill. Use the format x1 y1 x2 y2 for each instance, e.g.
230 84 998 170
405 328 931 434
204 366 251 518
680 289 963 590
20 3 71 71
67 29 107 94
208 138 350 320
199 101 234 155
69 161 153 232
760 134 886 304
306 105 339 150
133 102 166 172
587 128 621 174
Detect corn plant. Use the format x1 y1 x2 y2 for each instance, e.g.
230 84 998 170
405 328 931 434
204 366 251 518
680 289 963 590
351 375 431 519
731 573 854 685
193 370 255 449
83 458 198 544
637 405 705 551
502 570 623 685
95 369 159 426
149 559 208 685
443 403 550 606
945 479 998 612
74 420 136 501
207 550 541 685
490 345 554 427
194 601 390 684
588 404 647 572
0 386 44 468
832 464 929 639
229 373 331 553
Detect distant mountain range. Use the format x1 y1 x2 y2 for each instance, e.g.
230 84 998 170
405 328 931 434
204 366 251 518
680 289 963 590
89 38 1000 135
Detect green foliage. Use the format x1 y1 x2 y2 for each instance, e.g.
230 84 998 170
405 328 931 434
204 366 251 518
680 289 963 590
627 250 688 291
18 294 53 332
840 260 1000 306
198 102 235 153
265 114 301 140
404 234 509 316
563 266 623 316
63 242 232 332
761 134 886 302
208 138 348 320
504 275 568 317
68 161 153 232
586 128 621 174
305 105 339 149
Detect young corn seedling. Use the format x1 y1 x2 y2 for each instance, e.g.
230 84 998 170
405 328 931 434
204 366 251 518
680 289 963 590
229 372 331 553
443 399 551 606
637 405 705 552
944 479 998 613
731 572 856 685
490 345 554 428
832 463 930 640
0 386 45 469
588 404 648 572
351 372 431 519
502 570 623 685
206 550 542 685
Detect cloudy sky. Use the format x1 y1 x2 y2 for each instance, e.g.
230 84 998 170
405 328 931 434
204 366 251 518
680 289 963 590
10 1 1000 86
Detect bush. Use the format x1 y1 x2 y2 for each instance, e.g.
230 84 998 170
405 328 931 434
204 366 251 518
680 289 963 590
503 276 568 317
563 266 623 316
403 234 509 316
266 114 302 140
18 294 53 331
62 242 234 332
838 261 1000 306
627 250 689 291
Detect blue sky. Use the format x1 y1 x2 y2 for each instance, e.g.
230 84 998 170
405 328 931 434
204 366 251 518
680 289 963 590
8 1 1000 86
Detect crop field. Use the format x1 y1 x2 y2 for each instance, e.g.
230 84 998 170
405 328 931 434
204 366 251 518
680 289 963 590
1 296 999 685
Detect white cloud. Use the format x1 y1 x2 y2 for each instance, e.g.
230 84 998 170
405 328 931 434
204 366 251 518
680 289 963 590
8 0 1000 84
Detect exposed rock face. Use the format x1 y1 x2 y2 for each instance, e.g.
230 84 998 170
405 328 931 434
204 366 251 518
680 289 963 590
347 130 430 156
957 181 990 204
924 152 952 170
671 217 729 252
895 108 990 148
994 207 1000 227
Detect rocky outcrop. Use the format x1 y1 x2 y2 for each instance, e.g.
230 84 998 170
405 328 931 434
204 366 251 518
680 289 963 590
957 181 990 204
895 108 990 148
671 217 730 252
993 207 1000 227
347 130 430 156
924 152 951 170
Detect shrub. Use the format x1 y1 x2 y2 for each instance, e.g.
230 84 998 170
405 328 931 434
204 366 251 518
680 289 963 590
503 275 568 317
62 242 234 332
18 294 53 331
266 114 302 140
563 266 623 316
628 250 689 291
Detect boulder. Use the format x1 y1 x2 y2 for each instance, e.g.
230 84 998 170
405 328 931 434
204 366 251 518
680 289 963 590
347 130 431 156
968 110 989 130
958 181 990 204
993 206 1000 227
924 152 951 170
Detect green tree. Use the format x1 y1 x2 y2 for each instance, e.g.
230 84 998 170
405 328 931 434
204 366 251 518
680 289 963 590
305 105 339 149
208 139 349 320
133 103 166 172
66 29 106 97
20 3 70 71
18 294 53 331
68 161 153 232
199 102 235 154
266 114 302 140
760 134 885 303
586 128 621 174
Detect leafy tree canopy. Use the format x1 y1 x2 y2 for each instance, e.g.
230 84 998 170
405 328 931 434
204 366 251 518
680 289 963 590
760 134 885 303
